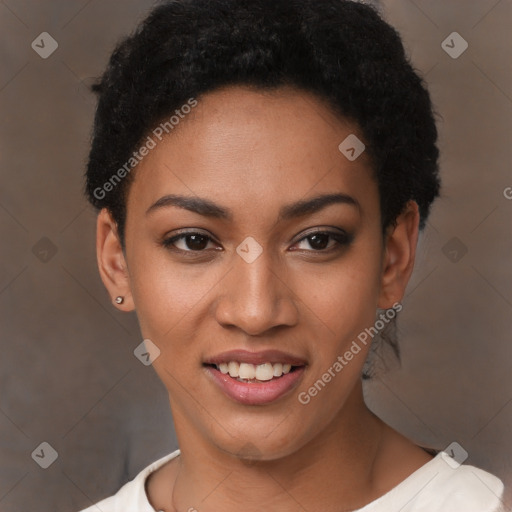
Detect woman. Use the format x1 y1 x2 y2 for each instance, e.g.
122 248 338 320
79 0 505 510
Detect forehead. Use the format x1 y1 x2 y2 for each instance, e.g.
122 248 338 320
127 85 377 221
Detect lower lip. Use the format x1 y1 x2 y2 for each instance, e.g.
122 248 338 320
205 366 306 405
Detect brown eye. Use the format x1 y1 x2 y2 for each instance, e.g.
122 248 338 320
305 233 331 250
293 230 352 252
163 232 217 252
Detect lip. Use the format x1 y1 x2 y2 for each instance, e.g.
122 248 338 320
203 349 307 366
205 364 306 405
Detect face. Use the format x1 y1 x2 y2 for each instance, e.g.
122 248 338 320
97 85 418 461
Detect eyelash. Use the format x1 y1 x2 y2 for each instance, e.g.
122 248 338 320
161 229 353 256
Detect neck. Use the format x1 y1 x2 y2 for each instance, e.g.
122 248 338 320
168 384 386 512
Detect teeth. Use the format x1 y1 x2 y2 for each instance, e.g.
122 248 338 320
228 361 239 377
273 363 283 377
239 363 256 380
255 363 274 381
215 361 297 381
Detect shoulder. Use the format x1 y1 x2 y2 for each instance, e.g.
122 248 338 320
364 451 505 512
419 453 505 512
76 449 181 512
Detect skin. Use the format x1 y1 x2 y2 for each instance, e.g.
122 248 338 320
97 85 432 511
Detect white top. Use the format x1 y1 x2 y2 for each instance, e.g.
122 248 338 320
78 449 505 512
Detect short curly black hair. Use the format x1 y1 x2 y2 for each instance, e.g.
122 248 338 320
85 0 440 245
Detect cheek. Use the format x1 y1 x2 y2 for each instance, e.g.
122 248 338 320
128 250 226 354
129 262 212 397
302 247 383 343
293 249 383 422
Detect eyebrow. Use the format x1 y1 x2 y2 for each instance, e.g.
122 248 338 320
146 192 360 220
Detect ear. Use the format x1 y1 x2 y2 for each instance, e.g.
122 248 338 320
377 200 420 309
96 208 135 311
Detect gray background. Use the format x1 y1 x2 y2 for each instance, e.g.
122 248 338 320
0 1 510 510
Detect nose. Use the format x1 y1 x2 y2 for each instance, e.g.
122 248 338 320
214 249 299 336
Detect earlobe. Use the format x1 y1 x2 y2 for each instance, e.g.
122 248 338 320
377 201 420 309
96 209 135 311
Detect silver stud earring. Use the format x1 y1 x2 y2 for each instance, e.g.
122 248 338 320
114 296 124 305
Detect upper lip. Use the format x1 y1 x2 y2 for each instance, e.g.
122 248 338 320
204 349 307 366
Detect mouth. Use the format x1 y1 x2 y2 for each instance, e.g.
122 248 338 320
204 361 300 383
203 350 307 405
